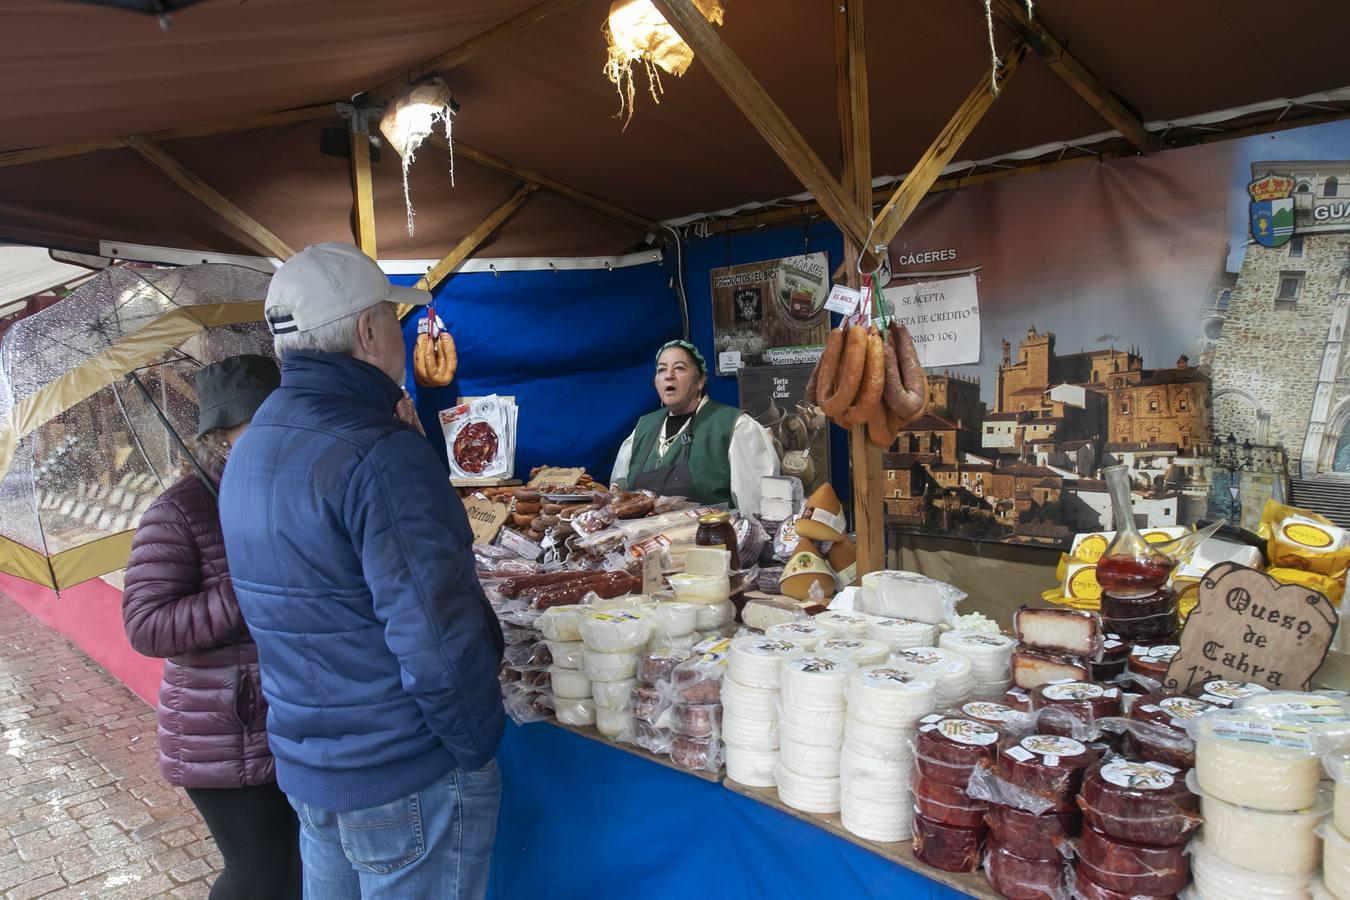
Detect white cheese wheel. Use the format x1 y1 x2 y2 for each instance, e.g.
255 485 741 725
1313 878 1337 900
1324 751 1350 839
545 640 585 670
840 741 913 786
765 620 833 649
938 631 1016 682
841 790 914 843
971 678 1014 701
668 573 730 604
536 605 587 642
693 600 736 630
725 744 778 787
1194 772 1329 876
1195 712 1323 811
859 570 963 624
684 547 731 576
814 611 875 639
582 650 640 683
1189 836 1316 900
779 708 847 747
591 677 635 711
554 697 596 727
866 617 940 651
1325 819 1350 900
816 638 889 667
780 655 856 712
580 610 652 653
720 677 780 719
844 720 917 763
780 735 843 778
549 665 592 700
775 764 841 814
644 602 699 639
648 631 697 651
722 710 780 750
728 636 806 689
846 665 937 729
590 594 650 611
888 647 975 709
595 706 631 739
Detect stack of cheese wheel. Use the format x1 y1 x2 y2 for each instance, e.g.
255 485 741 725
1326 750 1350 900
540 604 595 727
816 638 889 667
859 570 963 624
666 573 736 636
839 665 936 842
721 636 805 787
631 647 693 752
866 616 939 652
911 715 998 872
1189 701 1340 896
765 620 833 650
776 655 856 814
667 637 732 771
889 646 976 709
643 601 699 651
814 611 875 639
938 630 1015 700
579 610 652 737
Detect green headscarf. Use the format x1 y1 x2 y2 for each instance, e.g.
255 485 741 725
655 339 708 376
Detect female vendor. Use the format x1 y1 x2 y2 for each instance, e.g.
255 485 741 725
612 340 778 513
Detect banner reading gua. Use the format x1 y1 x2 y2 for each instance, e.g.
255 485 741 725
881 274 980 368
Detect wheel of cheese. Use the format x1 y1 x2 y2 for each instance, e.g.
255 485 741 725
914 715 999 787
631 685 665 724
775 764 841 814
644 602 698 640
938 631 1016 682
553 697 596 727
780 735 843 778
591 677 635 711
780 655 856 711
1125 693 1211 769
668 572 731 604
994 734 1098 813
548 665 592 700
1012 649 1089 690
1100 589 1179 643
1088 635 1128 682
727 636 805 689
1189 838 1318 900
984 844 1069 900
631 717 670 753
889 647 975 708
1193 770 1330 876
725 744 778 787
1194 709 1324 811
814 611 874 639
670 734 720 771
544 640 585 670
911 814 985 872
841 791 914 843
984 803 1080 861
669 702 722 739
580 610 652 653
843 720 916 762
1189 678 1270 707
583 650 639 683
1327 751 1350 838
846 665 937 729
840 741 912 784
1071 866 1174 900
1314 877 1338 900
765 620 833 649
1125 644 1180 686
861 570 963 624
1077 824 1191 895
722 709 779 750
795 484 846 542
1077 759 1201 846
595 706 631 739
720 677 779 718
816 638 889 667
536 604 588 642
1031 681 1121 739
913 770 987 827
779 707 847 747
867 617 940 651
637 648 693 686
1005 687 1034 712
1323 818 1350 899
692 600 736 631
958 701 1028 734
971 678 1015 702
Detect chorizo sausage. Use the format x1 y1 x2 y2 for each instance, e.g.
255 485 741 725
844 327 885 426
809 326 845 406
881 337 905 415
612 493 655 519
524 571 640 609
866 397 894 448
499 570 591 598
888 320 928 421
819 324 868 418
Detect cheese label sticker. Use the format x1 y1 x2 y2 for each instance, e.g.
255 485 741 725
1131 645 1179 661
1041 682 1106 702
1004 746 1034 763
863 667 916 687
1284 522 1335 550
589 611 644 623
955 633 1011 648
1209 717 1312 751
899 649 944 668
791 656 842 673
1158 697 1210 720
748 639 803 656
821 612 868 626
962 702 1017 724
1256 698 1348 724
1201 680 1269 704
821 640 864 651
771 622 829 638
1075 534 1109 562
936 718 999 747
920 713 945 725
1101 759 1176 790
805 505 847 534
1020 735 1087 759
1067 564 1103 601
875 618 920 628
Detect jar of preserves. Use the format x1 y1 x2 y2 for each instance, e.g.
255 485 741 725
696 511 740 570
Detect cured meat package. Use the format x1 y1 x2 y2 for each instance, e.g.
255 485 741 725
440 394 518 479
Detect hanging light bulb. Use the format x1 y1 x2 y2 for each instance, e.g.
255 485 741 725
379 76 459 239
603 0 727 129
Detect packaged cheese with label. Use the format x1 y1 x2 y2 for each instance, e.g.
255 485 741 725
1261 500 1350 577
1190 769 1329 877
859 570 966 624
1070 527 1190 564
1075 758 1201 847
1268 566 1346 607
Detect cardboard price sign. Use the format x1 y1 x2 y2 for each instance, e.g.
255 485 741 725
463 496 510 546
528 467 584 490
1163 562 1337 694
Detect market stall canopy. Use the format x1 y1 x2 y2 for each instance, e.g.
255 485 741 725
0 0 1348 261
0 246 97 308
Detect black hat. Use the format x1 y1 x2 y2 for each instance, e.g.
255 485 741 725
194 355 280 438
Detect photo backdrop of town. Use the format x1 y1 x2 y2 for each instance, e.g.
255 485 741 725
728 118 1349 548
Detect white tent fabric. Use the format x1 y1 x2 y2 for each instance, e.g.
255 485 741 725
0 246 94 307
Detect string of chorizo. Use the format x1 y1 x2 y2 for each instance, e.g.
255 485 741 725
818 323 868 418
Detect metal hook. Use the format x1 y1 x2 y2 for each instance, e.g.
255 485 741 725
605 261 613 272
489 264 499 278
549 262 558 275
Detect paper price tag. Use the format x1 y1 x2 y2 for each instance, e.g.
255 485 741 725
824 284 861 315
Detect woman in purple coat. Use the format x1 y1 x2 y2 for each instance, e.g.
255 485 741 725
123 355 299 900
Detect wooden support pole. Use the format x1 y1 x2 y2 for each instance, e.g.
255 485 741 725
989 0 1159 152
121 135 295 261
648 0 875 258
370 0 587 103
350 131 378 258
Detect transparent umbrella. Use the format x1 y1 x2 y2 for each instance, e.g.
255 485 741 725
0 263 274 592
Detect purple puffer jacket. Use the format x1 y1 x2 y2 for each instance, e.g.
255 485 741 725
122 467 274 789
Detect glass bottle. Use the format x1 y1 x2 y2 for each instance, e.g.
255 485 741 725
1096 466 1178 598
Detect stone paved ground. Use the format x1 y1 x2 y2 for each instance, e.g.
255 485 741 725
0 593 222 899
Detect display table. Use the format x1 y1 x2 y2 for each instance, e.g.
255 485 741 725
490 721 976 899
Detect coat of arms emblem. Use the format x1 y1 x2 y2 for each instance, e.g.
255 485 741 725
1248 173 1296 248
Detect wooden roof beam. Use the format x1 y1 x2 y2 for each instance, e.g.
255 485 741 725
122 135 296 261
989 0 1161 152
415 182 539 292
648 0 876 261
369 0 587 104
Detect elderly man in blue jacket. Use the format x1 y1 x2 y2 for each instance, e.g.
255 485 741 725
219 242 506 900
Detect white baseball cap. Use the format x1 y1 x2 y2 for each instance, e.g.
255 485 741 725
264 242 429 335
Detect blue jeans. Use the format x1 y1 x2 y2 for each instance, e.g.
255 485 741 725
288 760 501 899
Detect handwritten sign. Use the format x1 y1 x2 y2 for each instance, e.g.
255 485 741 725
1163 562 1336 694
880 273 980 367
528 467 584 490
463 496 509 546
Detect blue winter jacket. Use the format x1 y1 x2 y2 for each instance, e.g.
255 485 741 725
219 351 505 813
